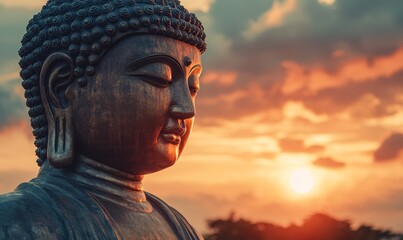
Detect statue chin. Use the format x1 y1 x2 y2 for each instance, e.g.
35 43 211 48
0 0 206 239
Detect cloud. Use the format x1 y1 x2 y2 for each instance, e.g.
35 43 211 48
281 47 403 95
194 0 403 125
244 0 298 38
278 138 325 153
313 157 346 169
0 5 37 75
202 71 238 86
0 79 27 129
299 70 403 117
0 0 44 9
279 138 305 152
0 71 19 83
283 101 328 123
318 0 336 5
374 133 403 162
181 0 215 13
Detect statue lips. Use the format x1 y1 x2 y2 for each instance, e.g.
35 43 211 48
160 123 187 145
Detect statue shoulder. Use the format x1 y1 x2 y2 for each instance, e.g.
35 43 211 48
145 192 205 240
0 182 67 239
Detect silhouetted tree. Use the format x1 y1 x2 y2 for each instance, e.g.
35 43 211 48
205 212 267 240
204 212 403 240
298 213 353 240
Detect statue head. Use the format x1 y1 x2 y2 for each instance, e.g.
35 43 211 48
19 0 206 174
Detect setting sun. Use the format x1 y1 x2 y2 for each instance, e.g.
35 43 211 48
289 168 315 194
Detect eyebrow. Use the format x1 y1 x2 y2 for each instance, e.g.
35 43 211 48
189 64 203 74
126 54 182 72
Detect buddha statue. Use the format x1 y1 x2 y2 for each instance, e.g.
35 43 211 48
0 0 206 239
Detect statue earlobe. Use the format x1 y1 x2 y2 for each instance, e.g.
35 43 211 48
40 52 75 168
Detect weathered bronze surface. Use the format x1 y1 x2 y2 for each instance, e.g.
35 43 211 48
0 0 206 239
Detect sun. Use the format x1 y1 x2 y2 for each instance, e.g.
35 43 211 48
289 168 315 194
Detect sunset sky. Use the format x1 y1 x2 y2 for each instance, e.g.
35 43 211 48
1 0 403 234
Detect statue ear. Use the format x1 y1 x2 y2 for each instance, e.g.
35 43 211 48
40 52 75 168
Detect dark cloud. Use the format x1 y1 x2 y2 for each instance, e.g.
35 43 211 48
196 0 403 123
313 157 346 169
0 5 37 74
0 6 36 129
204 0 403 72
374 133 403 162
257 0 402 60
278 138 325 153
0 80 27 129
301 70 403 117
208 0 271 40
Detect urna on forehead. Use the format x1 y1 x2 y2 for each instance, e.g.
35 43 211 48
18 0 206 166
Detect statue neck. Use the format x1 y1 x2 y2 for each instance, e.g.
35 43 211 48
38 155 151 210
77 154 144 186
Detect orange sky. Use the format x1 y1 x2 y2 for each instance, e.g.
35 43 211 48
0 0 403 234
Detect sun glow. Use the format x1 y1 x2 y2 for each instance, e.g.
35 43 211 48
289 168 315 194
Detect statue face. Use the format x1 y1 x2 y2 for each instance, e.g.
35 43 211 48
69 35 202 175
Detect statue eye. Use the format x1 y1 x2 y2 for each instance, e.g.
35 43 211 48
189 86 199 96
188 65 201 97
188 72 201 97
128 63 172 88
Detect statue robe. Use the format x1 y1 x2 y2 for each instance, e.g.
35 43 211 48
0 158 203 240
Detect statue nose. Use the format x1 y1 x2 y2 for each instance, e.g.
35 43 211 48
170 79 196 119
169 105 195 119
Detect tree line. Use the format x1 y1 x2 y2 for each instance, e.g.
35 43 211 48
204 212 403 240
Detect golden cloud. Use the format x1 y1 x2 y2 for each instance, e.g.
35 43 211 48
281 47 403 95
